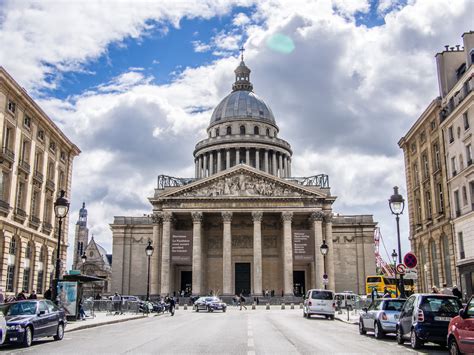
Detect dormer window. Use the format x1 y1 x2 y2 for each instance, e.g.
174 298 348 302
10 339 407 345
240 125 246 135
226 126 231 135
215 128 220 137
254 126 259 135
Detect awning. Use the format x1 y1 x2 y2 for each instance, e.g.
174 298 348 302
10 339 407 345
61 274 106 283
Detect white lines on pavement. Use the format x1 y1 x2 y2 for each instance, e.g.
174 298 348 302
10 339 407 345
247 317 255 355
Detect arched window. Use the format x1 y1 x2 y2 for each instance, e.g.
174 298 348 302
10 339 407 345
226 126 232 135
266 128 270 137
254 126 259 135
441 235 452 286
240 125 246 135
22 242 32 292
6 238 17 292
430 240 439 288
215 128 220 137
420 244 428 292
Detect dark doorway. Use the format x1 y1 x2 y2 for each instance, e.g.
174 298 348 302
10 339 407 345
293 271 305 296
235 263 251 296
180 271 192 295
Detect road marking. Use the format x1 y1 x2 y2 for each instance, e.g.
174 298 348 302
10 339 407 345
248 330 253 337
248 338 254 347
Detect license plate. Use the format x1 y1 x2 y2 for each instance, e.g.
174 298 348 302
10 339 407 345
434 316 452 321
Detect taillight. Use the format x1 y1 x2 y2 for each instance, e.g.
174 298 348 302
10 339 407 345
381 312 388 320
417 309 424 322
332 303 336 309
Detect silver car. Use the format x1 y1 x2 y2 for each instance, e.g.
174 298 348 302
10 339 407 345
359 298 406 339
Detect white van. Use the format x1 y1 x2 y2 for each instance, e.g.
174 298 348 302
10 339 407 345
335 292 361 310
303 289 335 319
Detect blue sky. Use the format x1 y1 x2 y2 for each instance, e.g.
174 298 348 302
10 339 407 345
0 0 472 271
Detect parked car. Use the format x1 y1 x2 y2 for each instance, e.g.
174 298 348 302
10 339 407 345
303 289 335 319
447 296 474 354
335 292 362 310
0 311 6 345
396 293 462 349
359 298 406 339
0 300 66 347
194 297 227 312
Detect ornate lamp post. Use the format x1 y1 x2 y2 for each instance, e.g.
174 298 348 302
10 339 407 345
81 253 87 274
52 190 70 304
320 240 329 290
389 186 405 298
392 249 398 298
145 240 154 301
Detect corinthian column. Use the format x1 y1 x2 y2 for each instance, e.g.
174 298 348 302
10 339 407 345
236 149 240 165
278 153 283 177
264 150 269 173
209 152 214 175
282 211 293 296
217 150 222 172
160 212 172 296
310 211 324 289
222 211 233 295
252 211 263 295
226 149 230 169
255 149 260 170
246 148 250 165
325 212 335 291
272 151 277 175
191 212 203 295
150 213 162 296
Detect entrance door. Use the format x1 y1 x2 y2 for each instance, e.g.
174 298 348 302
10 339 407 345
235 263 251 296
293 271 305 296
180 271 192 295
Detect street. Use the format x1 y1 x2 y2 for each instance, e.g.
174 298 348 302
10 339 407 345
1 308 449 354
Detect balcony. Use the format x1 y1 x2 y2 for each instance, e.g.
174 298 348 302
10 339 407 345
18 160 30 174
42 221 52 234
29 215 41 229
0 147 15 164
15 207 27 221
46 179 55 191
33 170 43 184
0 200 10 214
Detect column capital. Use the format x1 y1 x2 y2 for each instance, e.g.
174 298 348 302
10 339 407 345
309 211 324 222
191 211 203 223
162 212 173 223
251 211 263 222
281 211 293 222
324 212 333 223
222 211 233 223
152 212 162 224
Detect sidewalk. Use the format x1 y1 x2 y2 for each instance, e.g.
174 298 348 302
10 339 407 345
65 312 147 332
334 309 359 325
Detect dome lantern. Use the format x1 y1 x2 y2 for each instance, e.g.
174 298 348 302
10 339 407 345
232 46 253 92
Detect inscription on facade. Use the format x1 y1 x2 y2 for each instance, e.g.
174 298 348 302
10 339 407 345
171 231 192 263
293 230 314 261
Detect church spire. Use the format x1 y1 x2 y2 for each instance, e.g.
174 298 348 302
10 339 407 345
232 46 253 92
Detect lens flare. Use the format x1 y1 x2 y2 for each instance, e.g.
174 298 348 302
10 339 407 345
266 33 295 54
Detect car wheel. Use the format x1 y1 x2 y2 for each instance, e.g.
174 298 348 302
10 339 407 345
410 329 423 349
448 338 460 355
329 315 334 320
22 326 33 347
195 307 199 312
307 313 311 318
374 322 384 339
223 308 226 313
207 306 211 312
396 326 404 345
359 320 366 335
54 323 64 341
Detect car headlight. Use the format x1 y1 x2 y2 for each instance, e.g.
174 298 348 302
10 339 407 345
7 325 23 331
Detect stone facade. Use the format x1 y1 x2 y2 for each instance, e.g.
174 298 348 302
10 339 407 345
110 58 376 298
0 67 80 297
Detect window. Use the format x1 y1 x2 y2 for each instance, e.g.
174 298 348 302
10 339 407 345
466 144 472 165
422 154 429 178
266 128 270 137
437 183 444 213
430 120 436 131
433 143 441 170
240 125 246 135
411 142 417 153
44 198 52 224
454 190 461 217
59 171 65 190
37 129 44 141
458 232 465 259
215 128 219 137
459 154 464 170
448 126 454 143
22 243 32 292
23 115 31 129
21 139 30 163
464 112 470 130
6 238 17 292
47 161 55 181
0 171 10 203
7 100 16 114
226 126 231 135
31 190 39 218
425 191 432 219
413 163 419 185
462 186 468 206
442 235 452 286
416 198 422 224
254 126 259 135
35 151 43 173
451 157 457 176
60 151 66 162
49 141 56 152
37 248 45 294
16 181 25 210
3 125 14 151
430 240 439 287
420 131 426 143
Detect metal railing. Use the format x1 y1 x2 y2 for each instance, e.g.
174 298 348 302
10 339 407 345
82 300 140 315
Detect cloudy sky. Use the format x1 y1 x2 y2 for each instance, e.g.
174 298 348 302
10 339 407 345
0 0 472 269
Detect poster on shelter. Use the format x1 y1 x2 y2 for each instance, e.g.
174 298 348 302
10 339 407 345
171 231 193 263
293 230 314 261
57 281 77 316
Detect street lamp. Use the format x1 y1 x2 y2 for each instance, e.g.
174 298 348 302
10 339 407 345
52 190 70 304
392 249 398 298
81 253 87 274
320 240 329 290
145 240 154 301
389 186 405 298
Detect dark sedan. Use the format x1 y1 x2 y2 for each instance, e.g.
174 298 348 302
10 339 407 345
0 300 67 347
194 297 227 312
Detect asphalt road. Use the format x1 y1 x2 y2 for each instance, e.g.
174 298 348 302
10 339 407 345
1 308 448 354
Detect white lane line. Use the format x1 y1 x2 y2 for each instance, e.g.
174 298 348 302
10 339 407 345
248 338 254 347
247 351 256 355
248 330 253 337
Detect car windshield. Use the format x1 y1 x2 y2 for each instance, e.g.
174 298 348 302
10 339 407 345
421 297 461 316
196 297 207 302
383 300 405 311
311 291 333 300
0 302 37 316
367 277 381 283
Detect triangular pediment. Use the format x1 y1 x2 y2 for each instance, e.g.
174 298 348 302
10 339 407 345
156 164 328 199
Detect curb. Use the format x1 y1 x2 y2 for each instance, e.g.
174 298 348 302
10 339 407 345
65 315 147 333
334 317 358 325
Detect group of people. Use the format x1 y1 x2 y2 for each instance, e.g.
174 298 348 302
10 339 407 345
431 283 463 299
0 288 44 303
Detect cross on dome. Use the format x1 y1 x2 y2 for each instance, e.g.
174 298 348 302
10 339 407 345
232 47 253 92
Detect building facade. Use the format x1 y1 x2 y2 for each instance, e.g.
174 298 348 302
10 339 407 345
0 67 80 297
111 58 377 299
437 32 474 299
399 98 456 293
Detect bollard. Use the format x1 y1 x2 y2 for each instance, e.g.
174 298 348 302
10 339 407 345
281 303 285 310
299 303 303 309
266 303 270 310
176 304 179 310
290 303 294 309
252 302 256 310
184 304 188 310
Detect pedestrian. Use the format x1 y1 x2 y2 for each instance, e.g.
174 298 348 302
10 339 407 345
44 287 52 300
112 292 121 315
382 287 391 298
431 286 439 294
370 287 377 302
28 290 37 299
281 289 284 297
256 297 259 305
95 293 102 300
452 285 462 300
167 296 176 316
239 293 247 310
271 289 274 297
16 290 27 300
0 288 4 304
78 299 87 320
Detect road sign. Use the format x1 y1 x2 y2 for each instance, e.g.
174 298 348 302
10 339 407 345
322 278 329 285
404 252 418 269
396 263 406 274
323 273 328 279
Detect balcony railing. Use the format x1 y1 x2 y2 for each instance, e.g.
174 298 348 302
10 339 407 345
0 199 10 213
29 215 41 228
42 221 52 234
33 170 44 184
18 160 30 174
46 179 55 191
0 147 15 164
15 207 27 219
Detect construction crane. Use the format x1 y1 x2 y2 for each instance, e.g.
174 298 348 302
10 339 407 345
374 227 395 277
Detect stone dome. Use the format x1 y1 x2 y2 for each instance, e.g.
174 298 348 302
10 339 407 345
209 90 276 125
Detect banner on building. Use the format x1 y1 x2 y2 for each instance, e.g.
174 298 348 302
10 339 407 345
57 281 78 316
171 231 193 263
293 230 314 261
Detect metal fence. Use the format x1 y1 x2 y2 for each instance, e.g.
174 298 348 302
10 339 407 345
83 300 140 316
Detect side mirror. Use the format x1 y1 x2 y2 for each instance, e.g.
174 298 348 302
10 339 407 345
459 309 467 319
38 310 46 316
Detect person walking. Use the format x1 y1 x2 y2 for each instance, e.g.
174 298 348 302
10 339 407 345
431 286 439 294
28 290 37 299
16 290 27 300
44 287 52 300
167 296 176 316
382 287 391 298
452 285 463 300
112 292 121 315
239 293 247 310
